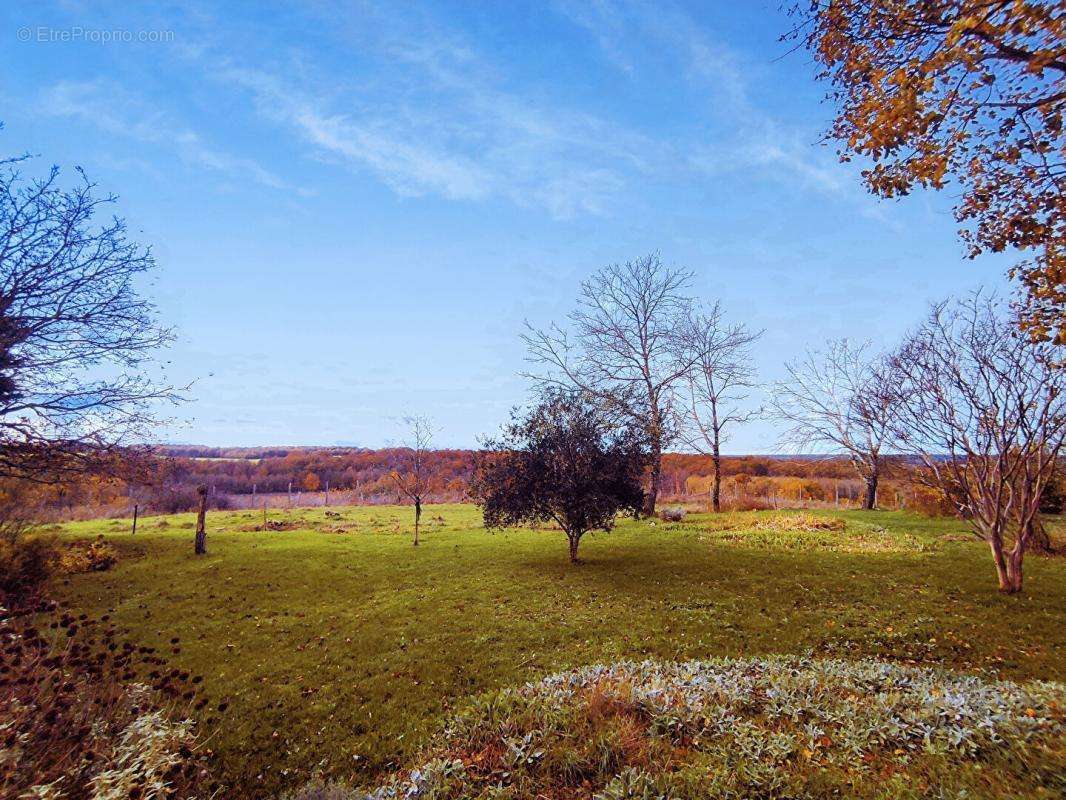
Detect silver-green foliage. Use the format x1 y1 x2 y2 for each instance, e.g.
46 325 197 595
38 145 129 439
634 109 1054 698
295 656 1065 800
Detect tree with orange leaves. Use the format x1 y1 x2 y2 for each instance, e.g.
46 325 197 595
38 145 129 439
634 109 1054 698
790 1 1064 342
302 471 321 492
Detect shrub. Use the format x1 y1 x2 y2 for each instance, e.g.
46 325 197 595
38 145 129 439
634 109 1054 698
300 656 1065 799
0 602 215 798
0 534 58 607
146 485 230 514
658 506 686 522
908 482 959 517
146 484 201 514
58 535 119 574
1039 468 1065 514
721 497 774 512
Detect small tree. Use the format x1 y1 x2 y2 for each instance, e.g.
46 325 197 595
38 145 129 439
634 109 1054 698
771 340 894 509
887 293 1064 593
679 304 762 512
389 415 434 546
472 389 648 563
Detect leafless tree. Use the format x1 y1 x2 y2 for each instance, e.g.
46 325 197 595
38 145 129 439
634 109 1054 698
887 293 1064 593
678 303 762 512
771 339 894 509
523 253 702 515
390 415 435 546
0 153 179 484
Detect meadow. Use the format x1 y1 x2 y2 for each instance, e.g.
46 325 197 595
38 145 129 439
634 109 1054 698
52 505 1066 798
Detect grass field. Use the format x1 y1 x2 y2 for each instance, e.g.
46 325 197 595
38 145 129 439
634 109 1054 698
51 505 1066 798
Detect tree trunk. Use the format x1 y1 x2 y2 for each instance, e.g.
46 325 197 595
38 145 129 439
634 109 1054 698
194 485 208 555
863 472 878 510
643 436 662 517
413 497 421 546
1027 516 1053 554
567 531 582 563
988 535 1015 592
711 445 722 513
1005 542 1025 593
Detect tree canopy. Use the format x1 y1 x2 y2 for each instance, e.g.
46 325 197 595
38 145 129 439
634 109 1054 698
791 0 1064 343
471 389 648 562
0 154 177 483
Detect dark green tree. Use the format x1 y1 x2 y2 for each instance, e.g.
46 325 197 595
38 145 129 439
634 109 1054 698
472 389 648 563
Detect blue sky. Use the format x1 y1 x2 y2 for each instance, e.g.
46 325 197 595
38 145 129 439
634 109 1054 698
1 1 1012 451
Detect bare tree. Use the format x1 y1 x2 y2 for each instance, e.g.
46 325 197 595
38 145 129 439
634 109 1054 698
523 253 702 515
679 304 762 512
887 294 1064 593
0 153 178 484
771 340 894 509
390 415 435 546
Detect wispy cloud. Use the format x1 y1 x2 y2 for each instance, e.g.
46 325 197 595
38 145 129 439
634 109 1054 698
554 0 885 211
214 52 662 218
39 79 306 194
129 0 887 219
551 0 640 75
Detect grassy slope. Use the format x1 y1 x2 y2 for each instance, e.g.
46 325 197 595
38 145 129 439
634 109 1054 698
52 505 1066 798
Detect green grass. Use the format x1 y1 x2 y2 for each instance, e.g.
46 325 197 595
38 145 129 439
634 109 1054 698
50 505 1066 798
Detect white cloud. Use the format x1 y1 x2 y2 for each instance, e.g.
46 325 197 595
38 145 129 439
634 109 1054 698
554 0 885 211
122 0 888 219
39 79 306 194
214 54 662 218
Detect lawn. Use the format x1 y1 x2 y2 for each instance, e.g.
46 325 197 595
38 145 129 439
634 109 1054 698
51 505 1066 798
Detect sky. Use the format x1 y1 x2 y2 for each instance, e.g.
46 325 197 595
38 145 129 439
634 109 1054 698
1 1 1014 452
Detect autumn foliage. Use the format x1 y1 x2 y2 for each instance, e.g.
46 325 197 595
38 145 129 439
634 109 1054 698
792 1 1065 342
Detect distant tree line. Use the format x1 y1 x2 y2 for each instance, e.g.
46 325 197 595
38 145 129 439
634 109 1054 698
19 447 941 519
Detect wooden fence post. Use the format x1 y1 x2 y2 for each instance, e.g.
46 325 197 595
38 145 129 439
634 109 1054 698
131 503 138 536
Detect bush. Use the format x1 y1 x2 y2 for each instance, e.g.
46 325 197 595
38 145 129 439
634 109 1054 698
298 656 1065 799
58 534 119 574
721 497 774 512
146 484 230 514
145 484 201 514
0 603 216 798
0 534 58 607
908 482 959 517
658 506 687 522
1040 469 1065 514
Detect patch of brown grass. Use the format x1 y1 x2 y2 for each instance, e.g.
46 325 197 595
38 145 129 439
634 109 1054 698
754 513 846 533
